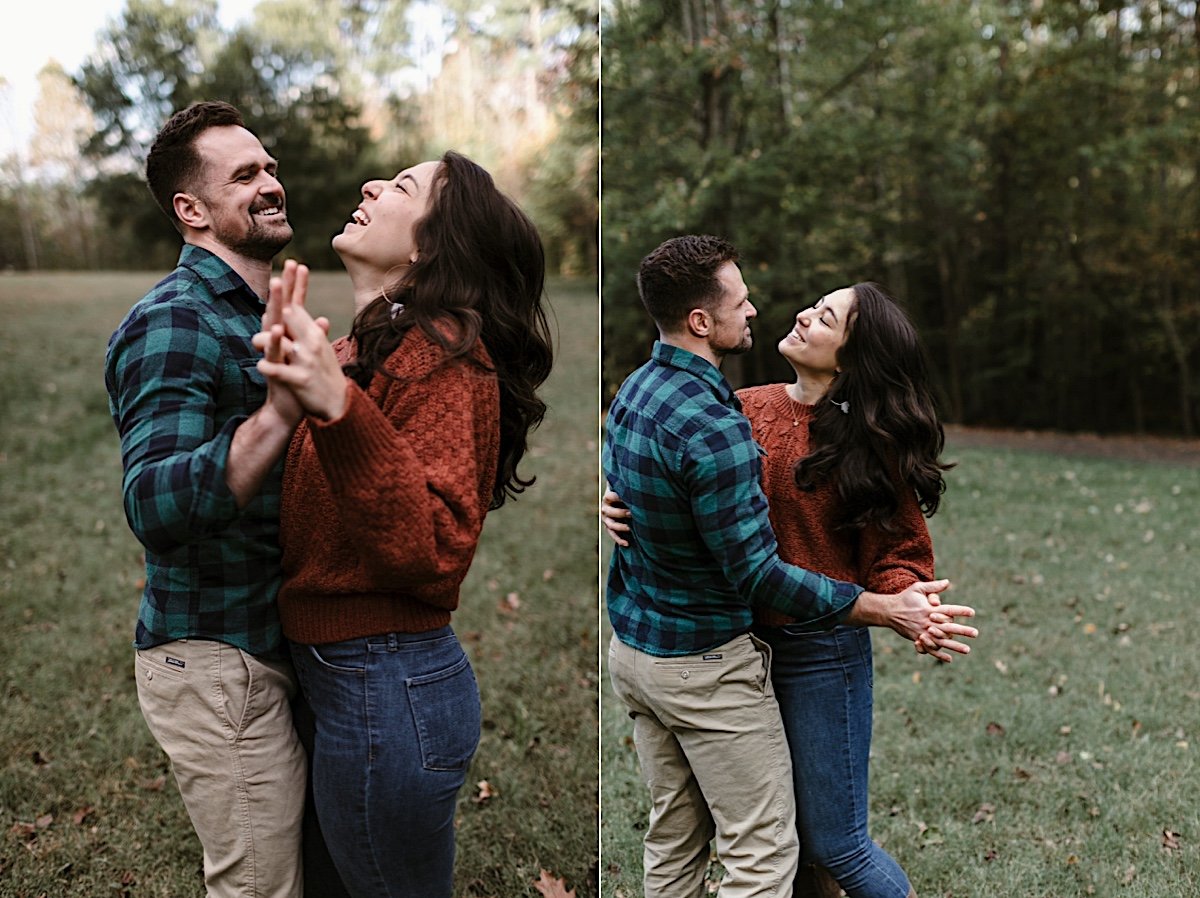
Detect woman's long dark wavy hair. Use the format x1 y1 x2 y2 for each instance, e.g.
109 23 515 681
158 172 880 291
342 151 554 509
794 282 952 531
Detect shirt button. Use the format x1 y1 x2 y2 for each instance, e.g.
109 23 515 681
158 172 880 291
680 670 690 680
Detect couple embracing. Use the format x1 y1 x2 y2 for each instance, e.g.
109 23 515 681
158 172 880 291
105 101 553 897
603 235 979 898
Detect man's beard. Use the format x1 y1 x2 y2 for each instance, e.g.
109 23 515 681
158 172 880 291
225 217 293 261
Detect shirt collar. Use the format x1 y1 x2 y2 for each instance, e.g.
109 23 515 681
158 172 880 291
177 244 264 307
651 340 741 411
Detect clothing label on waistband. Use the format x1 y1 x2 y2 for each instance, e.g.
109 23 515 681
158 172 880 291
702 653 722 661
164 656 186 669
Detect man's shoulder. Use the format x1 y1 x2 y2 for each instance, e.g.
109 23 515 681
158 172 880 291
124 264 210 321
612 360 745 440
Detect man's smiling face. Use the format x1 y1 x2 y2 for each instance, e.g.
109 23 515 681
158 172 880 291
189 125 293 261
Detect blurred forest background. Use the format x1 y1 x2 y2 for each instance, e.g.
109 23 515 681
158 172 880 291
602 0 1199 437
0 0 597 275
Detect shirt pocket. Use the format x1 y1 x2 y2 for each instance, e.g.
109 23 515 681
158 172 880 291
232 357 268 411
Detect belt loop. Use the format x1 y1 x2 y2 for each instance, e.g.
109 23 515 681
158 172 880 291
387 632 399 652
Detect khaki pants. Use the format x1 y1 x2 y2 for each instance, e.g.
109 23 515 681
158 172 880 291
135 640 306 898
608 633 798 898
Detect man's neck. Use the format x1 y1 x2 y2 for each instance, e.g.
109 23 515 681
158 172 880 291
658 331 722 370
187 236 273 300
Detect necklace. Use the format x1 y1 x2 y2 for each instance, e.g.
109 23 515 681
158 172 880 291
784 387 807 427
784 387 849 426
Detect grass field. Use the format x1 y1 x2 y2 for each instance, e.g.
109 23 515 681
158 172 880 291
0 270 599 897
601 441 1200 898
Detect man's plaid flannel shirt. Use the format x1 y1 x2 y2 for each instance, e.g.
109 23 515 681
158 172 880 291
603 340 863 657
105 245 285 658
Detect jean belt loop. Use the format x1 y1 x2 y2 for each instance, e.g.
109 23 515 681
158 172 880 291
386 632 399 652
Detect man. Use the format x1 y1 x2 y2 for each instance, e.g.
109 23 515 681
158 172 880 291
105 101 306 898
603 235 965 898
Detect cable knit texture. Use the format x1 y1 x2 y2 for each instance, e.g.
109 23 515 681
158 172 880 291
278 325 500 644
738 383 934 628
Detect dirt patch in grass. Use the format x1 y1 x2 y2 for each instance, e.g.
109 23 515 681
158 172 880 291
945 424 1200 468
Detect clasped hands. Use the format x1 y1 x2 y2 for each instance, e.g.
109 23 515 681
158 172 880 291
599 488 977 663
252 260 347 423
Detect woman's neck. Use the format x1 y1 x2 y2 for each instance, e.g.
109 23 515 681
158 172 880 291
785 370 835 406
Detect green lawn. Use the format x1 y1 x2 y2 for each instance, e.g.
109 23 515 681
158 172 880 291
0 270 599 897
601 442 1200 898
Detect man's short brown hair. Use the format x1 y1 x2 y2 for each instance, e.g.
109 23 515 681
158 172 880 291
145 101 246 227
636 235 740 332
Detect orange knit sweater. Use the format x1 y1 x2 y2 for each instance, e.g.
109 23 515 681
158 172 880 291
738 383 934 628
277 326 500 645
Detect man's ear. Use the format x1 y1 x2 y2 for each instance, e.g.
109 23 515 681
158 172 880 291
173 192 207 230
684 307 712 339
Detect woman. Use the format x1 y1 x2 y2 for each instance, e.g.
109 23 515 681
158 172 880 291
255 152 553 897
604 283 974 898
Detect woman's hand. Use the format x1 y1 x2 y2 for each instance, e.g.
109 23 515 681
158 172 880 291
254 261 311 428
848 581 977 663
254 261 344 421
601 488 632 547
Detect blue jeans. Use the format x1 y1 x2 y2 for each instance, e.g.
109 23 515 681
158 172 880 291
291 627 481 898
756 624 911 898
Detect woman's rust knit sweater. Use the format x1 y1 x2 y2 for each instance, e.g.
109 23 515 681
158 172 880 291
278 326 499 645
738 383 934 628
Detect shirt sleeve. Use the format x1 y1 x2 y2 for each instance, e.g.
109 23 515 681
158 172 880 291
857 476 936 594
303 354 494 604
105 301 242 555
682 415 863 627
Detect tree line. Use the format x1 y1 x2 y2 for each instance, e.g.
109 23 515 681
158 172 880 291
0 0 597 277
602 0 1199 437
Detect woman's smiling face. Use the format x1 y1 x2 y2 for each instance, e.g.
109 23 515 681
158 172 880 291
332 160 441 275
777 286 856 376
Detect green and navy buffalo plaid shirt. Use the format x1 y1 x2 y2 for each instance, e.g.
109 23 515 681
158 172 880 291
604 341 863 657
105 245 284 658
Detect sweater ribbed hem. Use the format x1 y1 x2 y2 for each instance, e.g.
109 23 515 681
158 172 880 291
279 591 453 645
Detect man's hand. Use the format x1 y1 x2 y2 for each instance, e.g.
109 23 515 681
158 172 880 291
846 581 978 663
254 261 344 421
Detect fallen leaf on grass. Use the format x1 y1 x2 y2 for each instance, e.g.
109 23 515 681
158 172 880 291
30 751 50 767
533 868 576 897
986 722 1005 737
472 780 498 804
498 592 521 614
8 813 53 841
972 803 995 824
1162 829 1181 852
984 848 998 862
140 774 167 792
72 806 96 826
1121 865 1136 885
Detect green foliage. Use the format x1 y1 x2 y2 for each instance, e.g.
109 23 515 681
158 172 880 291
601 442 1200 897
601 0 1200 435
0 272 598 897
27 0 598 279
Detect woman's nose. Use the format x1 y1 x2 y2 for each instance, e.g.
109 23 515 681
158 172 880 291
361 180 382 198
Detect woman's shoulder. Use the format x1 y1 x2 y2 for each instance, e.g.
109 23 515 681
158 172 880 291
736 383 781 404
383 318 492 378
736 382 788 422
